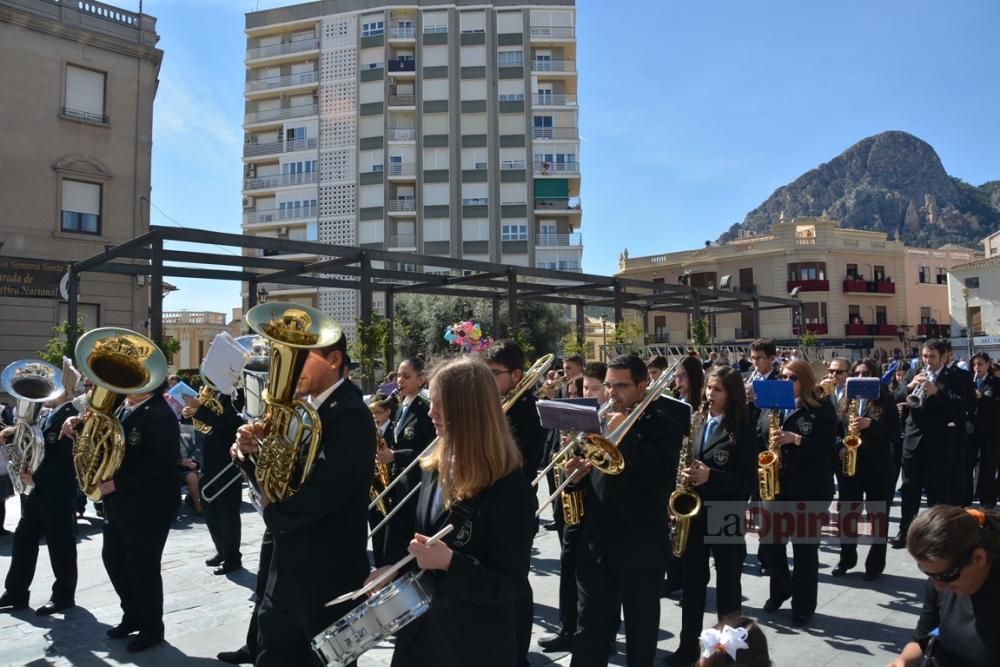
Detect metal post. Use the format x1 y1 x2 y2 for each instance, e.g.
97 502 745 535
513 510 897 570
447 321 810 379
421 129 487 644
492 297 501 340
66 271 80 360
612 279 623 324
576 302 585 356
507 269 518 338
752 296 761 339
385 288 395 375
359 254 373 392
150 236 163 346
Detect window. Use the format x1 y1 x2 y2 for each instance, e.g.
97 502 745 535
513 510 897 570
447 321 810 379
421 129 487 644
920 306 932 325
845 263 858 279
875 305 887 325
61 180 101 234
918 265 930 283
873 265 886 281
965 276 980 288
64 65 106 123
501 223 527 240
969 306 983 335
362 21 384 37
848 304 860 320
787 262 826 281
498 93 525 102
498 50 523 67
462 219 489 241
802 302 828 324
936 267 947 284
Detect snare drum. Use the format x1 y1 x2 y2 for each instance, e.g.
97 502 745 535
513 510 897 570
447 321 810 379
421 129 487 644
312 571 435 667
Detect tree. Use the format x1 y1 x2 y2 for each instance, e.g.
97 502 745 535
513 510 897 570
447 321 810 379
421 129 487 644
38 316 87 365
690 317 711 355
611 318 644 352
561 331 588 357
349 313 391 390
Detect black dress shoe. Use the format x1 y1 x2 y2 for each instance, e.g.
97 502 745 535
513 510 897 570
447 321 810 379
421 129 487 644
35 600 74 616
831 559 856 577
217 647 254 664
661 579 683 598
890 532 907 549
762 595 790 613
863 571 882 581
543 522 560 531
538 631 573 652
0 593 28 612
792 612 813 627
107 622 139 638
205 554 224 567
214 561 244 576
126 633 164 652
667 644 700 667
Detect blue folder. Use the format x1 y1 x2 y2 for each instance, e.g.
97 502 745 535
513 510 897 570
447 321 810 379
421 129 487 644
846 377 881 400
752 380 796 410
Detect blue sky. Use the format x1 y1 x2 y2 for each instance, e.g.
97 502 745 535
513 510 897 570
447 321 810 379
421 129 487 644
139 0 1000 316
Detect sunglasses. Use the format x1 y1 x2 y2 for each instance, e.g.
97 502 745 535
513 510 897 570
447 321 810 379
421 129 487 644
921 550 974 583
780 374 799 382
830 369 848 375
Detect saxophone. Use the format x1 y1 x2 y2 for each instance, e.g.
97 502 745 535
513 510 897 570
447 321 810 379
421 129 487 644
669 406 706 556
758 410 782 501
553 435 585 527
191 385 224 435
842 398 861 477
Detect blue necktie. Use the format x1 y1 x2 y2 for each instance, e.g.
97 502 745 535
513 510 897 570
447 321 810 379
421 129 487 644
702 418 718 455
395 403 409 437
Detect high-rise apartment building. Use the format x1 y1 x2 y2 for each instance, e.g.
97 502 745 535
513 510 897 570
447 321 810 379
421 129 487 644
242 0 581 336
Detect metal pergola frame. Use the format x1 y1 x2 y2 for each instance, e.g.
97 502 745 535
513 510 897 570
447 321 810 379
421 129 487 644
66 226 802 370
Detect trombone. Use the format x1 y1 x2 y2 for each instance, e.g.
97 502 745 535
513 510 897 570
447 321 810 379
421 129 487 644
367 354 555 538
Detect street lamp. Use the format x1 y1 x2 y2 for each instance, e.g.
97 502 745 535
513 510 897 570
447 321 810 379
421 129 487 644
600 314 608 362
257 287 269 304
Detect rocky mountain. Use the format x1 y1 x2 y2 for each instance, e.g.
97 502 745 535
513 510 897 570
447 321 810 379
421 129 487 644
719 131 1000 249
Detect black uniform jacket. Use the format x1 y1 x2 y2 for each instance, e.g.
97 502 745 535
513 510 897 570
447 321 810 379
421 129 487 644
261 380 376 632
893 366 965 451
696 418 756 502
392 394 436 489
31 401 80 501
194 391 245 478
581 395 686 569
836 384 899 478
506 392 548 477
392 467 535 667
972 375 1000 433
106 394 181 522
756 398 837 502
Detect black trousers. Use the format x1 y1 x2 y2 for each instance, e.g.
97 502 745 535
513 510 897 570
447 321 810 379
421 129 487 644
515 588 532 667
900 438 955 533
836 473 891 574
558 525 581 635
678 515 745 651
973 432 1000 506
102 504 174 635
759 538 819 618
245 530 274 658
571 548 664 667
203 470 242 564
4 493 77 603
952 427 971 506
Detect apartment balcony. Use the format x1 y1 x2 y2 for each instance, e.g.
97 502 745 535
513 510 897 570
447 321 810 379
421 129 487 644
535 232 582 247
389 25 416 40
534 161 580 176
245 70 318 95
529 25 575 40
500 160 526 170
388 94 416 108
842 279 896 294
917 323 950 338
646 333 670 344
531 59 576 73
387 234 416 249
163 311 227 326
533 127 579 141
844 323 898 337
243 137 318 158
734 327 756 339
388 163 417 179
387 199 416 214
786 279 829 292
534 196 582 214
244 206 317 225
388 59 416 74
532 93 577 107
388 128 417 142
243 171 318 191
245 103 317 125
793 323 829 335
246 38 319 62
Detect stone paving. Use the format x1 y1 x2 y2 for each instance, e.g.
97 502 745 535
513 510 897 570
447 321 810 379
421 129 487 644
0 486 924 667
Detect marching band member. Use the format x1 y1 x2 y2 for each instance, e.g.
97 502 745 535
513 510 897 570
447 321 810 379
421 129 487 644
756 359 837 626
182 390 245 575
670 367 756 666
832 359 899 581
970 353 1000 508
385 356 535 667
368 394 398 568
63 385 182 651
0 374 80 615
892 340 966 548
234 333 375 666
539 361 607 653
647 355 669 381
746 338 780 576
568 354 686 667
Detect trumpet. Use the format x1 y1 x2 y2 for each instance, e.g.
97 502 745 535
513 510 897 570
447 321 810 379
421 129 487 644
906 381 928 409
536 370 566 399
758 410 782 501
842 398 861 477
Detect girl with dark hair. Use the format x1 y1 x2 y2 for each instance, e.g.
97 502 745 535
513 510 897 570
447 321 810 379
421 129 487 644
669 368 756 666
889 506 1000 666
755 359 837 626
697 617 771 667
674 356 706 412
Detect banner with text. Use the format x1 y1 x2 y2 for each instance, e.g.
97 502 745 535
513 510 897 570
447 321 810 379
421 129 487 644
0 256 68 299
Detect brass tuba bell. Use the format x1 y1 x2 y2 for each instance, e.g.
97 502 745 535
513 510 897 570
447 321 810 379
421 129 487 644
74 328 167 500
1 359 64 495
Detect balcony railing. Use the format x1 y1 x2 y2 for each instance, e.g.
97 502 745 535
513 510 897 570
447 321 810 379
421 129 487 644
62 107 109 124
531 59 576 72
387 199 416 213
529 25 575 39
243 137 318 157
388 94 416 107
243 171 318 190
793 323 829 335
246 38 319 60
646 333 670 344
246 70 319 93
500 160 526 170
532 127 579 140
388 234 416 248
844 323 898 337
536 232 582 247
917 323 950 338
245 206 318 224
388 59 416 73
532 93 577 106
389 26 416 39
388 163 417 177
245 103 317 124
534 161 580 176
163 311 226 326
388 128 417 141
534 197 582 211
786 279 829 292
842 279 896 294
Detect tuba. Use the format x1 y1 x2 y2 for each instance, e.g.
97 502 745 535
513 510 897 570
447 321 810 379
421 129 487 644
669 405 707 557
758 410 782 501
842 398 861 477
74 328 167 500
0 360 64 495
245 303 341 503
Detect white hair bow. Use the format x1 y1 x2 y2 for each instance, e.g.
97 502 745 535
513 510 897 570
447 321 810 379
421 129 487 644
699 624 749 660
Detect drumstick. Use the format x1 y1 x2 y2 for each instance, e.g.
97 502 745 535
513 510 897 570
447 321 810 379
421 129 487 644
324 524 454 607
